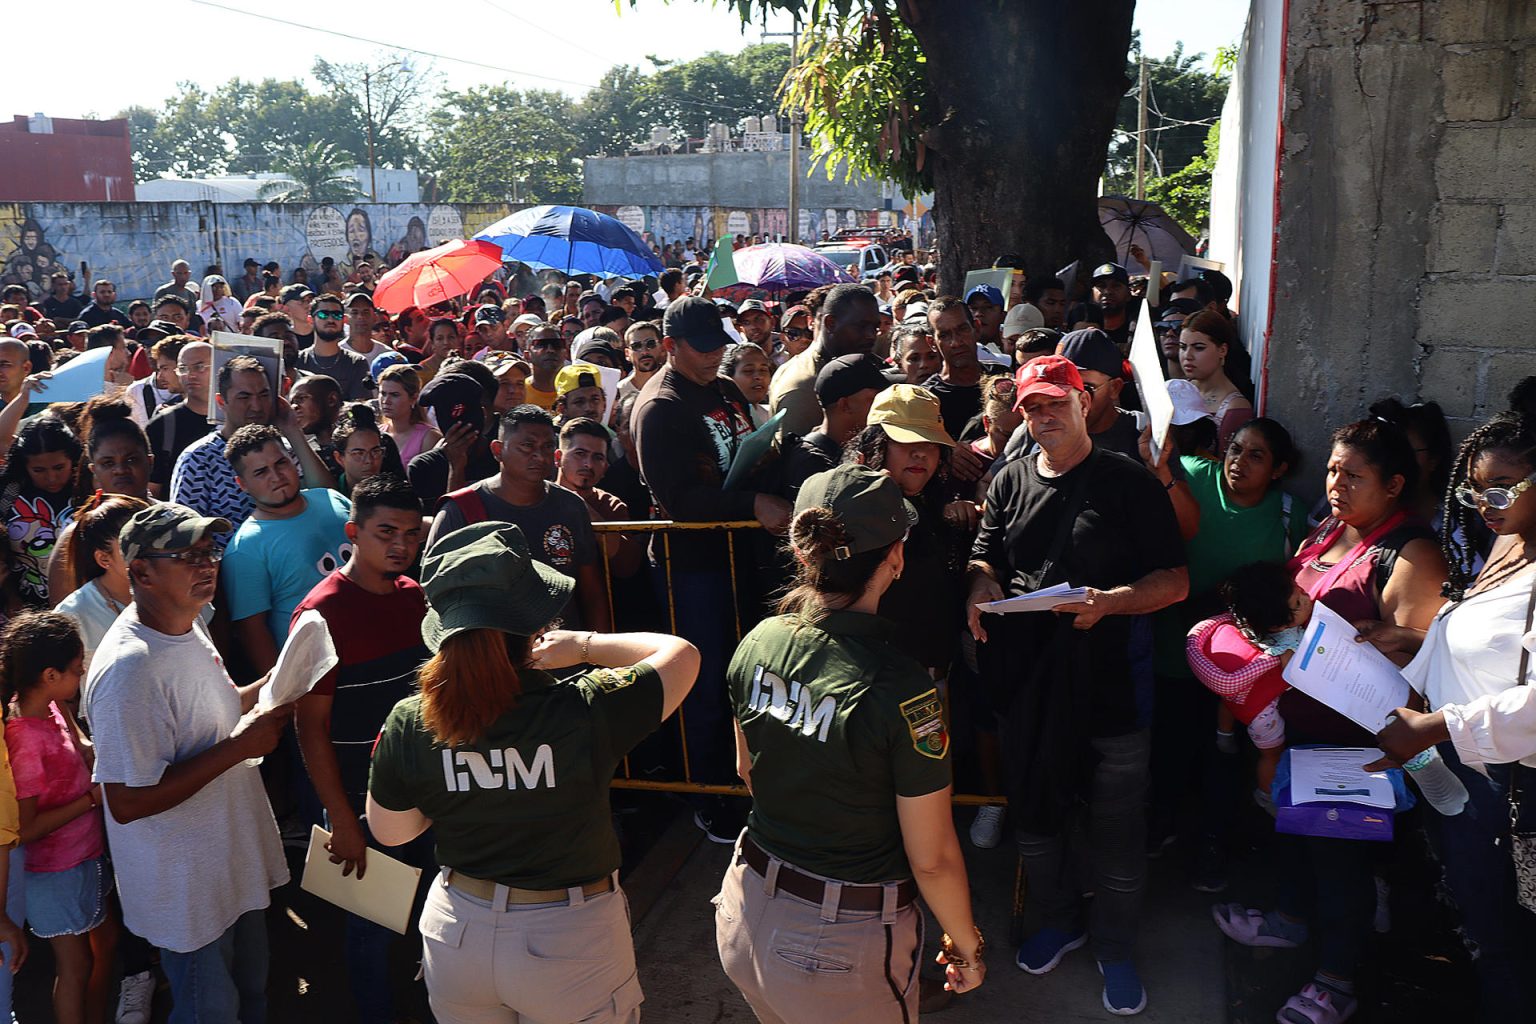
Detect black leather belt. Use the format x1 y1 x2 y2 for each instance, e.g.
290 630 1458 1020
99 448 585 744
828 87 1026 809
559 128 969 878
741 835 916 911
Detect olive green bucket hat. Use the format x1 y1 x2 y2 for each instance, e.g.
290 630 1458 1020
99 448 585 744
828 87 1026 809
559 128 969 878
419 522 574 652
794 463 918 560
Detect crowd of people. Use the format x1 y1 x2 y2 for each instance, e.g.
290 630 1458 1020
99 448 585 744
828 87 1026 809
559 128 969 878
0 246 1531 1024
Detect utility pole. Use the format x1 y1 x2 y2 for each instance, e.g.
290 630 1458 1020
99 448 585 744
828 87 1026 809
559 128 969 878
763 19 802 243
1134 55 1148 200
365 69 377 202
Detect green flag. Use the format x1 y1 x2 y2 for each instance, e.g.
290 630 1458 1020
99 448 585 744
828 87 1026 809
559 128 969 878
705 236 739 290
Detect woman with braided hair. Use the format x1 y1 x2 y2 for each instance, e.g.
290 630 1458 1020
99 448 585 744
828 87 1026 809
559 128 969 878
1369 377 1536 1021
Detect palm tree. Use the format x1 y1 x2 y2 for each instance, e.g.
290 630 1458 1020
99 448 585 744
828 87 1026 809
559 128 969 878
259 141 363 203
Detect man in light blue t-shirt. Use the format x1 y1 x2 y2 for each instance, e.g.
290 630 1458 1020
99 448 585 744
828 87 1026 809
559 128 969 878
223 423 352 674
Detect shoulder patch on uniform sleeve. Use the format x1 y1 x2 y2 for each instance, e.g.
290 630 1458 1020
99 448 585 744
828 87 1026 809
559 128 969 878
589 667 642 694
898 689 949 760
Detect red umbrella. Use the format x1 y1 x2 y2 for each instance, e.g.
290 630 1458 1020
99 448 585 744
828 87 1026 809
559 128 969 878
372 238 504 313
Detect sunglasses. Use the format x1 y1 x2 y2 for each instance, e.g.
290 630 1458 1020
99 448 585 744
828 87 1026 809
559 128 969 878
629 338 659 350
785 328 812 341
1454 472 1536 511
313 309 344 321
138 547 223 567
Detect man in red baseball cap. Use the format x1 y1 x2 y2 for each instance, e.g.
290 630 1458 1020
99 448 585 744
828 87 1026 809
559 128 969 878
965 356 1188 1015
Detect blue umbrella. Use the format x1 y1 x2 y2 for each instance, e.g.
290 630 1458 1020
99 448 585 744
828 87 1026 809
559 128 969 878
473 205 663 278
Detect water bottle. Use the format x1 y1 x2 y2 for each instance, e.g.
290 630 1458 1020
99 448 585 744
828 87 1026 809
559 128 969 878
1403 747 1468 816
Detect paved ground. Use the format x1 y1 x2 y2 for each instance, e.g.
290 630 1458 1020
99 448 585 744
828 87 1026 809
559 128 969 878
630 811 1228 1023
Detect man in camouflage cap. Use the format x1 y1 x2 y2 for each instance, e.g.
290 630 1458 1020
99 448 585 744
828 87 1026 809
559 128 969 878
85 501 294 1021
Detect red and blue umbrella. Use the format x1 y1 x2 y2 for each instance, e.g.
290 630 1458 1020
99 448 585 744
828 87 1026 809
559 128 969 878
473 205 663 278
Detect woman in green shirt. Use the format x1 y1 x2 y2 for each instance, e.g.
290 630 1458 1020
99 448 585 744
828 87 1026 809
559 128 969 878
717 464 985 1023
367 521 699 1024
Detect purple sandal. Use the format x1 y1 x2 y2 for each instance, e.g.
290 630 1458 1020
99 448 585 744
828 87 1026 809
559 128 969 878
1277 983 1357 1024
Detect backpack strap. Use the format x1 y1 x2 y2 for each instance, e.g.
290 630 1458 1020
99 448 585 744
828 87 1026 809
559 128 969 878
438 485 487 526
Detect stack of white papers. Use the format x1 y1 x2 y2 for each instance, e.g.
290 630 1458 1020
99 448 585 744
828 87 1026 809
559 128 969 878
1281 602 1412 734
1288 747 1396 809
301 826 423 934
974 582 1088 614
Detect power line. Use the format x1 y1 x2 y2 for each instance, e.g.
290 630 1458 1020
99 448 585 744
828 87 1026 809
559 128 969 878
187 0 772 121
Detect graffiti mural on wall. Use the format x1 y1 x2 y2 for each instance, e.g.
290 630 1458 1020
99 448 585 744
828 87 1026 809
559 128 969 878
590 205 884 247
0 202 517 302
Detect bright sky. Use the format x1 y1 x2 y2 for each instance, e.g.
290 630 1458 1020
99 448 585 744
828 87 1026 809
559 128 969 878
15 0 1249 121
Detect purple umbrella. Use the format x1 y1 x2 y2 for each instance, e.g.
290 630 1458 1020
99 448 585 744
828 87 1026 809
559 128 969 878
732 243 858 291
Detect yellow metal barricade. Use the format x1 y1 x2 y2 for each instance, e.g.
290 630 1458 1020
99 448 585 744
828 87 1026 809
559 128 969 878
590 518 1005 807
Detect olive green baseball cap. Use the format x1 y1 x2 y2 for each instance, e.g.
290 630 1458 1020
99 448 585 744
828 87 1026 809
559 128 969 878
120 502 231 562
794 464 918 560
419 522 574 651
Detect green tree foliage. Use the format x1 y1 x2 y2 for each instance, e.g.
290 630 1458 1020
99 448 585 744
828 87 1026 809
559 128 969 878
1144 121 1219 237
424 87 583 204
122 84 231 180
258 142 364 203
204 79 358 175
313 56 439 169
1105 40 1229 195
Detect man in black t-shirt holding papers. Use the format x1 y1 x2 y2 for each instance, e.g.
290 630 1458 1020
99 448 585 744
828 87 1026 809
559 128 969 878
965 354 1188 1016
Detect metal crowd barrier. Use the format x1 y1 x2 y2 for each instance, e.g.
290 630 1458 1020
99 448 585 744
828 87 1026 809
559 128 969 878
589 518 1006 808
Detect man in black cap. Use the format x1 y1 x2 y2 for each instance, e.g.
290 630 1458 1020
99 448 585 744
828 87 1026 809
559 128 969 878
472 303 511 354
295 293 372 401
232 258 263 304
280 284 315 348
407 366 500 510
633 296 792 841
1075 263 1141 352
734 299 775 350
804 353 889 465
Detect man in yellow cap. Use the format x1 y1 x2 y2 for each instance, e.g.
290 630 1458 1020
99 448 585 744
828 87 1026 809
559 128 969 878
554 362 607 427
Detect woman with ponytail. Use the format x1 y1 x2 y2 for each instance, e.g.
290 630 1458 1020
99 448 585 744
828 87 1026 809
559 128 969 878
366 521 698 1024
52 495 151 672
1369 377 1536 1020
716 464 984 1023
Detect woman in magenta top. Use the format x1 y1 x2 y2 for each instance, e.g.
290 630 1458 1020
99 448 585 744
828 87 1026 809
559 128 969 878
1211 418 1446 1024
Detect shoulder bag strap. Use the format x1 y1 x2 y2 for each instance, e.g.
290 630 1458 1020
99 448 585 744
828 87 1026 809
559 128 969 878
1508 580 1536 831
1033 448 1102 590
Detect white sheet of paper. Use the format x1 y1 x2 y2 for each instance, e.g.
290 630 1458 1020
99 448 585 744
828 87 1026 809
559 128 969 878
1282 602 1413 734
300 826 423 935
259 609 338 709
1288 747 1396 809
1128 302 1175 464
975 581 1088 614
595 364 622 428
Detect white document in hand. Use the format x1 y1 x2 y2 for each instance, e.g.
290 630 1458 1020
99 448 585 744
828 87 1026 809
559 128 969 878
975 582 1088 614
301 826 423 935
258 609 338 709
1282 602 1412 734
1288 747 1396 809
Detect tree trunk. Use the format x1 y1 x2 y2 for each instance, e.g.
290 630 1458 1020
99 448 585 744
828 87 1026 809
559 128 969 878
902 0 1134 296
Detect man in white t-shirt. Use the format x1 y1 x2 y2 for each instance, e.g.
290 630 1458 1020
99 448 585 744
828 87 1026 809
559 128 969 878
84 504 292 1021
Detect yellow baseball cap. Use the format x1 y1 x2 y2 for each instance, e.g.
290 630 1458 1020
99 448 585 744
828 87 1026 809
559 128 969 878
554 362 603 397
867 383 955 447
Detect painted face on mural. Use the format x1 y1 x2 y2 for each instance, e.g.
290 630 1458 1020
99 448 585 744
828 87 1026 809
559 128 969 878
346 210 371 260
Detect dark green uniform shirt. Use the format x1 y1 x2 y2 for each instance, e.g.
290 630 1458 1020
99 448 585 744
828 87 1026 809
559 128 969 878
728 610 952 884
369 663 663 888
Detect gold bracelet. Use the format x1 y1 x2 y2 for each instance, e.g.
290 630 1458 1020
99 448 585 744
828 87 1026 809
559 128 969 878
940 925 985 970
579 631 593 662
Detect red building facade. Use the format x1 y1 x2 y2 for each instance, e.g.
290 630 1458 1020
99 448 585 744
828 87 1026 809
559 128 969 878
0 115 136 202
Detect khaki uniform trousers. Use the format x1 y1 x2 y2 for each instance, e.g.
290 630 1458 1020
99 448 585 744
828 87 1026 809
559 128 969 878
714 839 922 1024
419 870 643 1024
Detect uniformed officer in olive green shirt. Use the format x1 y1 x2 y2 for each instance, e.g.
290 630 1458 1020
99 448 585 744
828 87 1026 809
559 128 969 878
715 464 985 1023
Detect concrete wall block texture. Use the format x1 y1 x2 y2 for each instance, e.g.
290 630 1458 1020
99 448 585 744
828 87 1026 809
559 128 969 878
1435 122 1536 197
1495 203 1536 274
1485 352 1536 409
1418 277 1536 344
1416 346 1484 418
1428 3 1536 45
1441 46 1515 121
1365 2 1426 44
1520 47 1536 116
1428 201 1500 272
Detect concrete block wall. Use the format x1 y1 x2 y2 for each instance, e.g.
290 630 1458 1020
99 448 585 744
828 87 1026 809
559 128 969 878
1264 0 1536 490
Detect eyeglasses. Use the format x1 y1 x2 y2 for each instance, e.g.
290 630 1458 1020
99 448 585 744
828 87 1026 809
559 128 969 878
785 328 813 341
345 446 387 460
629 338 659 350
313 309 344 321
1081 382 1100 395
1454 472 1536 511
138 547 223 566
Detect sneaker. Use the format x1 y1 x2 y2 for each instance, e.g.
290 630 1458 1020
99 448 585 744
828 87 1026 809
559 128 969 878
1015 927 1087 975
692 809 737 845
1191 840 1228 894
1098 959 1147 1015
969 805 1005 849
116 969 155 1024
